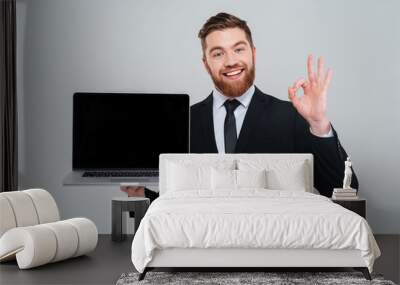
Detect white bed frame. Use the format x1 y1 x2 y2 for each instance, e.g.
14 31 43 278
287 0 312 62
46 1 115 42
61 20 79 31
138 154 371 280
142 243 370 280
148 248 365 268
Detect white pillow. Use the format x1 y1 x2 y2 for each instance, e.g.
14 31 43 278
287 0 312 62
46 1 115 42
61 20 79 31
211 168 267 190
166 159 235 192
266 166 307 191
236 169 267 188
211 168 236 190
237 159 308 192
166 162 210 191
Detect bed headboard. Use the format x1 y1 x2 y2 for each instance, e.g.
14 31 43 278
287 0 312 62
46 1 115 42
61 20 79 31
159 153 314 195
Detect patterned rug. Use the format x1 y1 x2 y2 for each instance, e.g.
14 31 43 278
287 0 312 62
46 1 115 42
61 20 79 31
116 271 396 285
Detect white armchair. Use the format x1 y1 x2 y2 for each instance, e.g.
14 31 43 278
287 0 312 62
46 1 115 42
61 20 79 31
0 189 98 269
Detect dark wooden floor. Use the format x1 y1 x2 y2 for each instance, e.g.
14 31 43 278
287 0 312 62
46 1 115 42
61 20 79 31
0 235 134 285
0 235 398 285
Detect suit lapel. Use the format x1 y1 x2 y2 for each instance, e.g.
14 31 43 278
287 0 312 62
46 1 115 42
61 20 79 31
235 86 270 152
201 94 218 153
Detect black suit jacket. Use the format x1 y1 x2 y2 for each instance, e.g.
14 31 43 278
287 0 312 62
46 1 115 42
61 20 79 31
190 86 358 197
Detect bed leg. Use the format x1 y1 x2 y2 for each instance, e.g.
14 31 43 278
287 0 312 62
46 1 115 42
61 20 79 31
354 267 371 280
138 268 148 281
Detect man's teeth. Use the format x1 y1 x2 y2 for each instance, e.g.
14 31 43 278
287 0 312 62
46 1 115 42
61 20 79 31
225 69 242 76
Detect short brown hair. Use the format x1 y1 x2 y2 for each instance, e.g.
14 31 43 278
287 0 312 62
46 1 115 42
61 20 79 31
198 12 254 52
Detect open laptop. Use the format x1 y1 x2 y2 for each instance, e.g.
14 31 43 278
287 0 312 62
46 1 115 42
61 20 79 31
63 92 189 185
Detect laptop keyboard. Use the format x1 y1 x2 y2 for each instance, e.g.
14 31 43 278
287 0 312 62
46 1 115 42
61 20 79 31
83 170 159 177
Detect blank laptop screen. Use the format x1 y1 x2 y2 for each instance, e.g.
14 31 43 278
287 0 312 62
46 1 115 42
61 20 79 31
73 93 189 169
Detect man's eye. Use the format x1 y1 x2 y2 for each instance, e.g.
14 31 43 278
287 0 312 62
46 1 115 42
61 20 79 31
235 48 244 53
212 51 223 58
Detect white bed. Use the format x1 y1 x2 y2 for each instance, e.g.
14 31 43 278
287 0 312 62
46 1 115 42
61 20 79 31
131 154 380 280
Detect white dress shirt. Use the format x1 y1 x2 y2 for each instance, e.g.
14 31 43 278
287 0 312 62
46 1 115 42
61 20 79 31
212 85 333 153
213 86 255 153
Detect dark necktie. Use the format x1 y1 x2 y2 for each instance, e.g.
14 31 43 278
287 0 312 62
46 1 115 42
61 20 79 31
223 99 241 153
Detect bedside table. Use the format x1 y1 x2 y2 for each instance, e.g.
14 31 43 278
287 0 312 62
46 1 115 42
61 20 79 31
111 197 150 242
331 198 366 218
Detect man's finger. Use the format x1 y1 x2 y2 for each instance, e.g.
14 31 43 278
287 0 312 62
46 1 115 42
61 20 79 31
317 56 325 81
127 186 140 191
307 54 315 82
288 87 294 98
288 87 300 108
301 80 311 93
293 78 306 90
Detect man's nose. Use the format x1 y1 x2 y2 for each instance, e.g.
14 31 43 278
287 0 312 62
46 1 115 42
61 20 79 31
224 51 239 67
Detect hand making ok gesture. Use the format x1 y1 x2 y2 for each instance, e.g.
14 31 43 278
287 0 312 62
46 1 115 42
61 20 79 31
288 54 333 136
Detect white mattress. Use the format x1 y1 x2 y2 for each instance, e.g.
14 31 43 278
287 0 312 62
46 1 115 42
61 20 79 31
131 190 380 273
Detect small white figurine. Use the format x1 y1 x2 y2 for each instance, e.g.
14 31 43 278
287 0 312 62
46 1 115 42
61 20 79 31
342 156 353 189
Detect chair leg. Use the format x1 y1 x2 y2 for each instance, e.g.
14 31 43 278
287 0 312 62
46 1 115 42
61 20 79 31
138 268 148 281
354 267 371 280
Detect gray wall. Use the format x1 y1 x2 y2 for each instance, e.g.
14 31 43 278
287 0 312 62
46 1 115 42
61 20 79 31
16 0 400 234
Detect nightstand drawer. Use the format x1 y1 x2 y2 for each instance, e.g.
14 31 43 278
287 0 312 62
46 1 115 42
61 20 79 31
332 199 366 218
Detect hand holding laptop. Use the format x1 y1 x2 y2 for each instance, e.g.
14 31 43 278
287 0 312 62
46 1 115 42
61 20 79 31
120 184 145 197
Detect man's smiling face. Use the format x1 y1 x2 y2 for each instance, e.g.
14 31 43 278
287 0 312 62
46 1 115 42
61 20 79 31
203 27 256 98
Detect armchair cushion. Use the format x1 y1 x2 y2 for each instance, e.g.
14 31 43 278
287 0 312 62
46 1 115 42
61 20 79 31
0 189 97 269
0 218 97 269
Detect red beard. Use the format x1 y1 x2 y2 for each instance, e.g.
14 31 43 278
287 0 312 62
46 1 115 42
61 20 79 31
210 63 255 98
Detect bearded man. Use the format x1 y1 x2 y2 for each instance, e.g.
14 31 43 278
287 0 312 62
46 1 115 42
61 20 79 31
123 12 358 201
